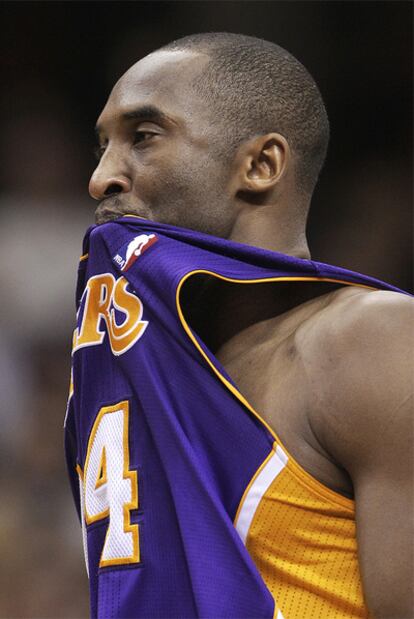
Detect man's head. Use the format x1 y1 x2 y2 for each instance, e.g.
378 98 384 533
90 32 329 248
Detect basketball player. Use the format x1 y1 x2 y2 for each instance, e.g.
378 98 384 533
66 34 413 618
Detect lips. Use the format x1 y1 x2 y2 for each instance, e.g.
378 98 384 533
95 198 149 224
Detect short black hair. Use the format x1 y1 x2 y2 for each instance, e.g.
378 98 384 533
157 32 329 196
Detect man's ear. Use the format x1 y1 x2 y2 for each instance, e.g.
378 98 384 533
235 133 291 194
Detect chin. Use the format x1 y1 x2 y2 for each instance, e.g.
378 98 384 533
95 212 119 225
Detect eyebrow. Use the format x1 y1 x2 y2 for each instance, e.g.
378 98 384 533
95 104 176 137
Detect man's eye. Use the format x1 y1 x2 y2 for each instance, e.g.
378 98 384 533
93 144 106 161
134 131 155 145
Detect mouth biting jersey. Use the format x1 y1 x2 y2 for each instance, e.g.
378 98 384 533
95 198 150 224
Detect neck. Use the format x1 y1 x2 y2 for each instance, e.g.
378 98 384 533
181 195 320 353
228 195 311 259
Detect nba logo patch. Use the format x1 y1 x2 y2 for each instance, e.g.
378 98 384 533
113 233 159 272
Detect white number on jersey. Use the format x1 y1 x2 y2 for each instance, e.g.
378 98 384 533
77 400 140 568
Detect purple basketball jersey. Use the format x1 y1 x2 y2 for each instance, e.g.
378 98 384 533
65 217 405 618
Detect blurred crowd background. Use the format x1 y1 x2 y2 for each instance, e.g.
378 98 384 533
0 1 412 617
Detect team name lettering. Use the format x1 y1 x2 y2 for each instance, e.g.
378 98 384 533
74 274 148 356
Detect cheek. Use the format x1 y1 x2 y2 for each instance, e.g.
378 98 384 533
131 149 234 235
174 152 228 199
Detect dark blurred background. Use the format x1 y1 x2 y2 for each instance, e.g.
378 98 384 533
0 1 411 616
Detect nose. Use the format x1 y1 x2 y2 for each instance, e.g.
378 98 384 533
89 151 132 200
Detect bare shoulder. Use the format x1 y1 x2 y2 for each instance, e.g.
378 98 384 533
300 286 413 373
295 286 414 471
309 285 412 342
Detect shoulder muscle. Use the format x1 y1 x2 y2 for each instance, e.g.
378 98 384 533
293 288 413 465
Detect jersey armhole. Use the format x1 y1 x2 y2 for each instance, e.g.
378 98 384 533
175 270 370 512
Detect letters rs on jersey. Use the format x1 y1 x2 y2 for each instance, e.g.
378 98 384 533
65 218 407 619
73 274 148 356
